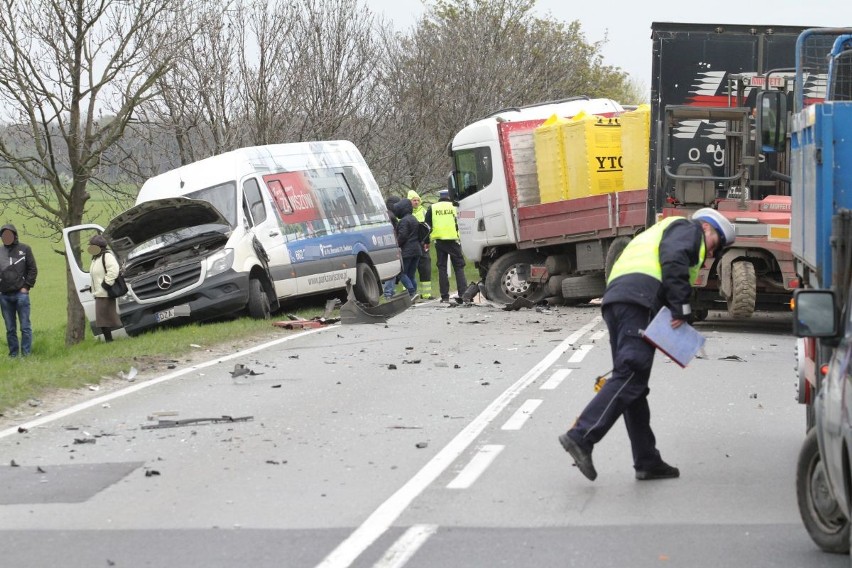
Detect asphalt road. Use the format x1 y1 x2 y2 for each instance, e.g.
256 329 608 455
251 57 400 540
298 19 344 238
0 301 845 568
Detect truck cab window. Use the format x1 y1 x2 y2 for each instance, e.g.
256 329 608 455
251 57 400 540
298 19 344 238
452 147 493 200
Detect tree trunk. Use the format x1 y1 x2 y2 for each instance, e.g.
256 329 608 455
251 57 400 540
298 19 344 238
65 262 87 346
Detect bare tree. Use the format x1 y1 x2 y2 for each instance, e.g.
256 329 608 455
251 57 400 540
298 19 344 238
373 0 638 196
0 0 201 345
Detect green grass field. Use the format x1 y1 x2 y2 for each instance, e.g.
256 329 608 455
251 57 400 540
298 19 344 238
0 197 479 415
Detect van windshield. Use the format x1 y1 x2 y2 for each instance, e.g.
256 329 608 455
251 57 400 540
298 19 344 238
451 147 492 200
187 182 238 227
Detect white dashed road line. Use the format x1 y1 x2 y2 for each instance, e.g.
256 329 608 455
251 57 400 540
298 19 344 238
372 524 438 568
540 368 572 390
567 344 594 363
500 399 543 430
446 445 505 489
315 315 602 568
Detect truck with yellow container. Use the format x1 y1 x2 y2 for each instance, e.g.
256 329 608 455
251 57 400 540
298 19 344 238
449 22 809 311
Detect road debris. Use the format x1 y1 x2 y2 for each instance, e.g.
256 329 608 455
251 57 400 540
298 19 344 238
719 355 747 362
387 364 397 370
142 415 254 430
415 442 428 449
145 469 160 477
230 364 263 378
73 437 96 445
118 366 138 381
340 278 411 324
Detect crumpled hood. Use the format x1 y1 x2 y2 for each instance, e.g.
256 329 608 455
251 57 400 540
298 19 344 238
104 197 230 261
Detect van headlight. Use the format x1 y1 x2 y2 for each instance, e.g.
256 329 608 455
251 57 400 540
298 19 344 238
206 248 234 277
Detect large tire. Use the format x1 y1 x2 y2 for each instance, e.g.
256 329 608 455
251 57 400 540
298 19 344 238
484 250 547 304
354 262 380 307
247 278 271 319
796 428 850 553
561 274 606 302
728 260 756 318
604 237 631 281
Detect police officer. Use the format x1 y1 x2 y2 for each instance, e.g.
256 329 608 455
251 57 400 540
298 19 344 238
558 208 736 481
425 189 468 302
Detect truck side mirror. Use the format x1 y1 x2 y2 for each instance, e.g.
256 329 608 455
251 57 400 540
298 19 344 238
757 91 787 153
447 171 457 202
792 289 839 338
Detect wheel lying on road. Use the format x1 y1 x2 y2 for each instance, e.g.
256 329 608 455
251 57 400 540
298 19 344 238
354 262 381 307
247 277 271 319
484 250 546 304
727 260 756 318
796 428 850 554
561 274 606 304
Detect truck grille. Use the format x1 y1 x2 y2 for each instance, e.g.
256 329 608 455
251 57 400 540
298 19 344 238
131 261 203 300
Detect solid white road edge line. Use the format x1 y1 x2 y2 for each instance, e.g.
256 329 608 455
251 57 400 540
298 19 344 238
540 368 572 390
446 444 505 489
0 326 334 440
372 524 439 568
500 399 543 431
314 314 602 568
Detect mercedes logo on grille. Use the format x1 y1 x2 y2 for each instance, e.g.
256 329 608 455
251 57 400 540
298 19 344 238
157 274 173 290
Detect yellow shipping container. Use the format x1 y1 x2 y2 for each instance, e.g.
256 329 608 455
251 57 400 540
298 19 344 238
620 104 651 190
533 114 571 204
562 113 624 199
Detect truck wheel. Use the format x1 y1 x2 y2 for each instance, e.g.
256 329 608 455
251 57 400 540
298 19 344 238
604 237 631 281
728 261 756 318
561 274 606 302
354 262 380 307
247 278 271 319
484 250 546 304
796 428 850 553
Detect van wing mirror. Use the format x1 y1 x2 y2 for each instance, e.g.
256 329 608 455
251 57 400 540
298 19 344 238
792 289 839 338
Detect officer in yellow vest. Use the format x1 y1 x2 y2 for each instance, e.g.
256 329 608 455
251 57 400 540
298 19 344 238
558 208 736 482
425 189 468 302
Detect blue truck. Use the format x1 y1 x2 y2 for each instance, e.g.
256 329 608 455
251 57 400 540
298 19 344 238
788 28 852 554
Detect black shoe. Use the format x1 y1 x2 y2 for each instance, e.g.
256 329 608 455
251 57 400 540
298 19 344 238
558 433 597 481
635 461 680 481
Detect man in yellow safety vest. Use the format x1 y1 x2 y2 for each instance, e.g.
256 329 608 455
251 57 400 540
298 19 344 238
558 208 735 482
425 189 468 302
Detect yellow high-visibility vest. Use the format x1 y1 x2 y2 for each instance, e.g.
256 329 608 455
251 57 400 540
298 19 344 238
430 201 459 240
607 217 705 285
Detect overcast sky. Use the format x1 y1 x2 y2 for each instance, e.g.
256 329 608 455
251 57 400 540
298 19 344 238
371 0 852 90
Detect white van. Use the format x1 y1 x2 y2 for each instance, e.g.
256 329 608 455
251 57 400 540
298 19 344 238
63 142 401 336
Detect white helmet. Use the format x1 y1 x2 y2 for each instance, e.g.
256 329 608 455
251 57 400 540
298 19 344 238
692 208 736 248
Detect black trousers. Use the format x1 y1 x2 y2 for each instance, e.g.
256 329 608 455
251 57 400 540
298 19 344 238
565 302 663 471
434 240 467 298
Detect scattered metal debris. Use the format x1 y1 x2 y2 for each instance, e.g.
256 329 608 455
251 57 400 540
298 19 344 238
142 415 254 430
230 364 263 378
402 359 421 365
340 278 411 324
503 297 535 311
543 328 562 333
73 438 96 445
118 367 138 381
145 469 160 477
719 355 747 362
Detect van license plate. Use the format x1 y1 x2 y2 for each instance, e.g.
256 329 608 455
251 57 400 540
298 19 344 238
155 308 176 323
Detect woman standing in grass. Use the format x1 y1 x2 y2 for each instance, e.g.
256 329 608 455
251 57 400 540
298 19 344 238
88 235 123 342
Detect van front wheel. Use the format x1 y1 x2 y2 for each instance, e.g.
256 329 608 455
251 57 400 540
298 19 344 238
247 278 271 319
354 262 380 307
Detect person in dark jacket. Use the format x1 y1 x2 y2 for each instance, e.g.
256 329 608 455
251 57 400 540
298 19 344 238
383 195 402 299
558 208 736 482
0 224 38 357
393 198 420 298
